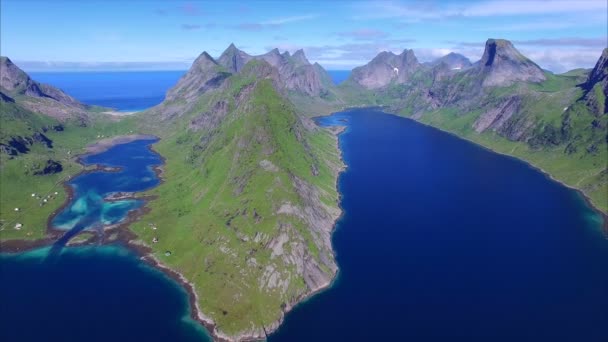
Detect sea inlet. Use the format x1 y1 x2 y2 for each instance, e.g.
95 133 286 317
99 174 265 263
1 109 607 341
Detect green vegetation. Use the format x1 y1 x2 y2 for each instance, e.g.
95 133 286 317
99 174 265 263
129 75 341 335
0 102 136 240
411 75 607 213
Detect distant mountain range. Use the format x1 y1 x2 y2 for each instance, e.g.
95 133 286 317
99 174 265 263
1 38 606 341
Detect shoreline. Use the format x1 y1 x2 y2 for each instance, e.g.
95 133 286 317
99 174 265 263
328 107 608 234
0 125 351 342
2 109 606 340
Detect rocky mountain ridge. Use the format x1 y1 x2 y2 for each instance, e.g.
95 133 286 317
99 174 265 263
0 56 90 121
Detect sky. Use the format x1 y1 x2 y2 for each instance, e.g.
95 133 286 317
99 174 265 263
1 0 606 72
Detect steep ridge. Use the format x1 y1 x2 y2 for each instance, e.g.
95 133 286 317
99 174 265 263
0 59 137 241
0 56 90 121
582 48 608 115
216 44 335 98
132 53 343 339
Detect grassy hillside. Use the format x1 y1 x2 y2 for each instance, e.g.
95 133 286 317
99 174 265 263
398 74 607 213
129 72 342 336
0 103 136 240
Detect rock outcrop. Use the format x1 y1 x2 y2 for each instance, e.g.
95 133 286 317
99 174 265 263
165 52 230 103
216 44 334 96
217 43 252 73
348 49 420 89
0 56 89 120
473 39 546 87
583 48 608 115
429 52 472 70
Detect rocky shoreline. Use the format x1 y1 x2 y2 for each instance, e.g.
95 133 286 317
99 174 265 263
0 126 349 342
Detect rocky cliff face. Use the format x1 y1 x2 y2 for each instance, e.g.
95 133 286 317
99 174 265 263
0 56 88 120
165 52 230 103
583 48 608 115
473 39 546 87
349 49 420 89
217 43 253 73
429 52 472 70
225 46 333 97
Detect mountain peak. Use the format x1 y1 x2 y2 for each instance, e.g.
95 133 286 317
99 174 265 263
430 52 472 70
0 56 86 119
218 44 252 73
349 49 420 89
292 49 310 66
477 38 545 86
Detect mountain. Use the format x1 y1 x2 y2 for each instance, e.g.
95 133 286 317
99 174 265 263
582 48 607 115
2 38 606 341
0 56 90 121
429 52 472 70
347 49 420 89
134 48 343 339
217 43 252 73
164 51 231 104
216 44 334 98
473 38 546 87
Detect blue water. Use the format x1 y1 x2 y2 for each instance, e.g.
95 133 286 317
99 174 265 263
270 109 608 341
0 138 210 341
327 70 351 84
51 139 161 241
0 245 210 342
30 71 185 111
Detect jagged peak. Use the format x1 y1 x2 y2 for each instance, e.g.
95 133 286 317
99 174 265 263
191 51 219 71
481 38 529 66
1 56 13 65
266 48 281 56
476 38 546 86
291 49 310 65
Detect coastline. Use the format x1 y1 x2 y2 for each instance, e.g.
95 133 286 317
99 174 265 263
329 106 608 234
0 128 349 342
405 115 608 232
2 108 605 340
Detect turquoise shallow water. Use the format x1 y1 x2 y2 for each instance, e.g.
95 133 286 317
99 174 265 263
51 138 161 236
1 138 211 341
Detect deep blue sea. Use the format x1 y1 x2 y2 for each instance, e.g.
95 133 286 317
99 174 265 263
30 71 186 111
269 109 608 341
2 73 606 342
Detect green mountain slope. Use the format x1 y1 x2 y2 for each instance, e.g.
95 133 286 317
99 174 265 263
0 81 135 241
127 59 343 338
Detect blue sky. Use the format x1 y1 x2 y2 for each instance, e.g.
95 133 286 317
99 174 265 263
1 0 606 72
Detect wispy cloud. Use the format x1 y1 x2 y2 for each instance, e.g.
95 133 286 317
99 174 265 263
233 23 266 31
261 14 319 25
233 13 319 31
337 29 390 40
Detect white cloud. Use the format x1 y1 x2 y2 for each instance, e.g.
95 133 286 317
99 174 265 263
261 14 319 25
